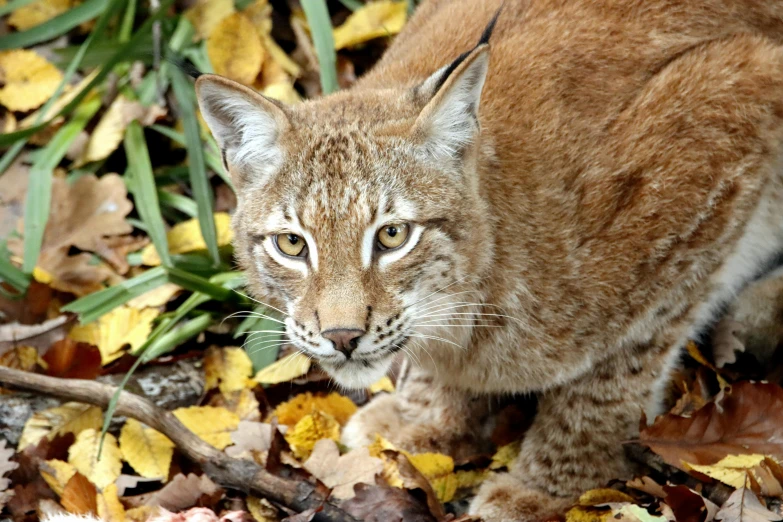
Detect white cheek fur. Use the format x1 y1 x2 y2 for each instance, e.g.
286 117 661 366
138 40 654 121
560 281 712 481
259 239 308 276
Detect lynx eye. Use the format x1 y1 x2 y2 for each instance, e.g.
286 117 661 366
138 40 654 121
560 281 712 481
377 223 410 250
274 233 306 257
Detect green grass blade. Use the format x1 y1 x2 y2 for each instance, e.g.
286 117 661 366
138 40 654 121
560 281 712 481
157 190 198 217
0 0 36 17
149 124 227 183
141 313 212 362
21 97 101 274
165 266 233 301
0 250 30 294
124 122 172 266
0 0 110 50
170 68 219 266
301 0 339 95
337 0 362 10
118 0 137 43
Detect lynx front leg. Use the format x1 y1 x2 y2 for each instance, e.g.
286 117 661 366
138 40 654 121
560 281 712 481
471 342 678 522
341 361 493 459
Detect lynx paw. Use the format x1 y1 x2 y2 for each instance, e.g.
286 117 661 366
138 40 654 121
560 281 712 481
470 473 572 522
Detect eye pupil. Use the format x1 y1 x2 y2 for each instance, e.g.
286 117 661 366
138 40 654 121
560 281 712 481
387 227 397 237
287 234 299 245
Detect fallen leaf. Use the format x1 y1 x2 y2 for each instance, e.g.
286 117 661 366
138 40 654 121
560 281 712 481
685 454 783 496
184 0 235 40
60 472 97 515
97 483 126 522
133 473 221 511
209 388 261 421
39 459 76 496
68 305 160 364
341 481 437 522
640 382 783 469
207 13 264 85
126 505 163 522
253 352 311 385
43 338 102 380
626 476 667 498
281 508 320 522
303 439 383 499
67 429 122 489
174 406 240 449
271 391 356 427
369 376 395 394
716 488 781 522
7 0 77 30
663 485 719 522
285 410 340 460
18 402 102 450
119 419 175 481
489 440 521 470
0 345 40 374
261 81 301 105
77 95 165 165
226 420 272 460
0 50 63 111
333 0 407 50
246 496 279 522
0 439 19 509
140 212 233 266
19 70 99 129
204 346 254 395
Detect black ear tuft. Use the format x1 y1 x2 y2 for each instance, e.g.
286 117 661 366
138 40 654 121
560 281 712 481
165 54 203 80
479 4 503 46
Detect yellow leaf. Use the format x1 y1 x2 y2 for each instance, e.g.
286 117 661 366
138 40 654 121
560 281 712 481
40 459 77 496
18 402 102 450
0 345 39 372
97 483 126 522
211 388 261 421
685 454 783 495
408 452 456 502
369 376 394 394
204 346 254 395
174 406 239 449
68 429 122 489
140 212 233 266
68 306 160 364
565 506 612 522
490 440 521 470
243 0 300 79
262 82 301 105
247 496 279 522
332 0 407 50
271 392 357 427
119 419 174 480
285 410 340 460
454 469 488 490
578 488 635 506
0 50 63 112
8 0 77 31
76 95 165 165
125 506 162 522
253 352 311 385
207 13 264 85
184 0 235 40
19 70 98 129
126 283 181 309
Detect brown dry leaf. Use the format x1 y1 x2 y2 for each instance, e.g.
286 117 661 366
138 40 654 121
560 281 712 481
0 50 62 111
8 0 78 30
716 488 782 522
68 429 122 489
271 391 356 427
209 388 261 422
332 0 407 50
0 439 19 509
204 346 254 395
43 338 102 380
342 481 437 522
140 212 233 266
173 406 240 449
225 420 272 460
119 419 174 481
77 95 165 165
7 173 134 296
640 381 783 468
184 0 235 40
134 473 221 511
96 483 126 522
69 305 159 365
303 439 383 499
40 459 77 496
626 476 667 498
285 410 340 460
663 485 718 522
60 472 97 515
18 402 102 450
207 12 264 85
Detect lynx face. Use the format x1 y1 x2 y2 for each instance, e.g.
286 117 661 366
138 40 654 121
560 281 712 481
197 47 493 388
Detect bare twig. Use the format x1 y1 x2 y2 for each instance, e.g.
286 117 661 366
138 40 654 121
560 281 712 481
0 366 357 522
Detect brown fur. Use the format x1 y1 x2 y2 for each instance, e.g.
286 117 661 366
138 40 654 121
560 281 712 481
196 1 783 519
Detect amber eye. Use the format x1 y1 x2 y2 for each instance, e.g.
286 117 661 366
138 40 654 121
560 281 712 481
275 233 306 257
377 223 409 250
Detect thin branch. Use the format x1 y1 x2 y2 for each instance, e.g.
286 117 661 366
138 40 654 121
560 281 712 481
0 366 357 522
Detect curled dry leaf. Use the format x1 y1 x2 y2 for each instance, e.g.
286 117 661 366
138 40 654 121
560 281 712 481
68 306 160 365
253 353 311 385
173 406 240 450
270 391 356 427
0 50 63 111
18 402 102 450
43 338 102 380
204 346 254 395
119 419 175 481
716 488 782 522
67 429 122 490
207 12 265 85
140 213 233 266
333 0 408 50
303 439 383 500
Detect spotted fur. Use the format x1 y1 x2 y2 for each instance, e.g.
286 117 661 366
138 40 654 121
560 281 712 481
197 1 783 519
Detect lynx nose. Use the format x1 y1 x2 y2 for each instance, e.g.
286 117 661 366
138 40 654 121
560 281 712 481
322 328 364 357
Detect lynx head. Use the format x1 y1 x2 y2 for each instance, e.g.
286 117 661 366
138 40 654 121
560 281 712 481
196 45 495 388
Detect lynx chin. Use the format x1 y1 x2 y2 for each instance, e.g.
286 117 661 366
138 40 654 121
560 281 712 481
196 0 783 519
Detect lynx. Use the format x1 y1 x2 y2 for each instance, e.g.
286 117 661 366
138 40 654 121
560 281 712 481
196 0 783 519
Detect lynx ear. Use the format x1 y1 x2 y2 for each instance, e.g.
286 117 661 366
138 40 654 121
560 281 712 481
412 45 490 162
195 75 289 185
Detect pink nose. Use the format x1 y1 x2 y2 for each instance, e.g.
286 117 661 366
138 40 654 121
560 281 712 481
322 328 364 357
